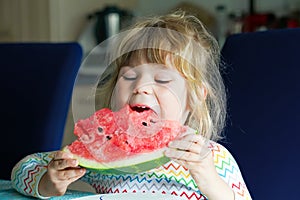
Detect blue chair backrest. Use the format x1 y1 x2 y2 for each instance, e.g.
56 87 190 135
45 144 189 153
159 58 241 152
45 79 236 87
220 28 300 199
0 43 82 180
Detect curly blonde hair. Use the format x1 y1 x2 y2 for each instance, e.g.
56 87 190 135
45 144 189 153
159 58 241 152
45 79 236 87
96 10 226 141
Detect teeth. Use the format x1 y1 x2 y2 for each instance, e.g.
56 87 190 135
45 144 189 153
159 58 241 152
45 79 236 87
136 106 147 108
131 105 150 112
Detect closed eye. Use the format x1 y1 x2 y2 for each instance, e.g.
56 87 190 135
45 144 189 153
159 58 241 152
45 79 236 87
122 70 137 81
155 79 171 84
155 72 172 84
123 75 137 81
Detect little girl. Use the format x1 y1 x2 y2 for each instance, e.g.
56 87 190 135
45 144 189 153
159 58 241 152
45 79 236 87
11 11 252 200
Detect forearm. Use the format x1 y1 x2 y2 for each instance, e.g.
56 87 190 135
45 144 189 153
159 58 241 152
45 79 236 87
196 173 234 200
192 166 234 200
189 141 252 199
10 152 53 199
211 143 252 200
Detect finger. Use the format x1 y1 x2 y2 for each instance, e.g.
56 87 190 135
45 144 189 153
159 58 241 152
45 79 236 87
164 148 186 160
48 158 79 171
165 148 198 161
165 148 210 162
53 151 74 160
56 168 86 181
168 140 201 154
177 127 197 138
177 133 207 144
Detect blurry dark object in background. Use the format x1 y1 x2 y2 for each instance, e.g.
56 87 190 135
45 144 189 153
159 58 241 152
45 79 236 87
277 9 300 29
242 13 299 32
215 4 228 46
242 0 299 32
242 13 277 32
249 0 255 15
89 6 133 44
227 12 245 35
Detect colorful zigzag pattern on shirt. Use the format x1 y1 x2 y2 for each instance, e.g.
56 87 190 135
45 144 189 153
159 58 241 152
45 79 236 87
84 169 206 200
209 142 252 200
81 141 252 200
11 153 52 198
10 142 252 200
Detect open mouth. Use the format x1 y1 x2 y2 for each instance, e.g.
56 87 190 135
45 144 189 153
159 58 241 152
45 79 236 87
130 105 151 113
130 104 159 125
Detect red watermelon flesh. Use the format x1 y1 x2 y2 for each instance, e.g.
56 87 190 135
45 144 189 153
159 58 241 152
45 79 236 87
67 104 186 165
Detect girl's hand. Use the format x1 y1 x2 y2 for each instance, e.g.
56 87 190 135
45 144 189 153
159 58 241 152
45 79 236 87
165 128 234 199
165 128 213 175
38 151 86 197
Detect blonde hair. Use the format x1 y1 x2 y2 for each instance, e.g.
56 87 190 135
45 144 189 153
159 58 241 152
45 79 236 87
96 10 226 141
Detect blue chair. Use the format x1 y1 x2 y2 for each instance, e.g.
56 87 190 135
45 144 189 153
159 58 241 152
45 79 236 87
220 28 300 199
0 43 82 180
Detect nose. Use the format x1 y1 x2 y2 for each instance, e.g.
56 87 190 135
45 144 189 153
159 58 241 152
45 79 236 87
134 84 153 94
133 76 154 95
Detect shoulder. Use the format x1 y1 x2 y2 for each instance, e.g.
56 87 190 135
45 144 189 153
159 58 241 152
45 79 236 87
208 140 233 157
208 141 253 199
208 140 241 170
208 140 246 180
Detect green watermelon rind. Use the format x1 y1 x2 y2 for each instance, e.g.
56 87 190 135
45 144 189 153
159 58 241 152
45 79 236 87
63 146 170 174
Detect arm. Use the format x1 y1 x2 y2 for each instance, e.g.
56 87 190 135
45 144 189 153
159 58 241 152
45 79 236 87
38 151 86 197
11 152 53 199
211 142 252 200
11 151 86 199
165 132 252 200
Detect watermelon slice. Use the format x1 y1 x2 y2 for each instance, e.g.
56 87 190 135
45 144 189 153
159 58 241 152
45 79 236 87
63 104 187 174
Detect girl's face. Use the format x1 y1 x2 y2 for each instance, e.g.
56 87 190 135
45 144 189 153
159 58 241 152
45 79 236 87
111 57 190 124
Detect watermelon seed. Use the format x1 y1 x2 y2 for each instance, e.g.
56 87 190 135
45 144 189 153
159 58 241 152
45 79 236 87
142 122 148 126
98 127 103 132
106 135 112 140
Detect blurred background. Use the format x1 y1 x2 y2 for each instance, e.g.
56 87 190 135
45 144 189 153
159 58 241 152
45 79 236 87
1 0 299 47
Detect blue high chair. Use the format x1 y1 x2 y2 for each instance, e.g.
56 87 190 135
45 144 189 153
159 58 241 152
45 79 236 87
220 28 300 199
0 43 82 180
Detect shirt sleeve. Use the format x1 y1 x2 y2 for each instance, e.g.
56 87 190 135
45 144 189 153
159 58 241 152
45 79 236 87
210 142 252 200
10 152 54 199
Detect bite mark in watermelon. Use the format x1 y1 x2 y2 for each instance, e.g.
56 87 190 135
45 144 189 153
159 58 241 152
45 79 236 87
63 104 187 174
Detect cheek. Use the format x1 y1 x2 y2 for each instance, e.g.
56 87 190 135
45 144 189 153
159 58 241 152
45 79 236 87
168 82 188 107
111 81 131 111
158 85 188 120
